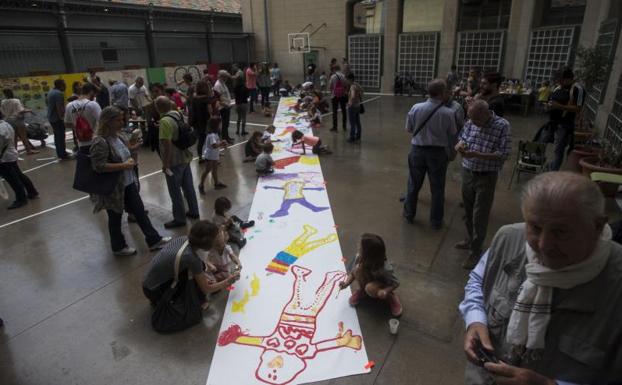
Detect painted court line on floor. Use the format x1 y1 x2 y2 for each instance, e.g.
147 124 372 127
0 139 249 231
0 96 382 230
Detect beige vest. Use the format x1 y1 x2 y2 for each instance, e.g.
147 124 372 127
465 223 622 384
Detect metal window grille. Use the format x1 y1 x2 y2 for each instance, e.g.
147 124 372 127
524 26 577 87
604 74 622 155
348 34 382 90
397 32 439 87
455 30 505 78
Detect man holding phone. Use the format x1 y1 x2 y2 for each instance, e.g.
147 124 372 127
459 172 622 384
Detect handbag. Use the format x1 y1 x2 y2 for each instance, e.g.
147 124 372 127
151 241 203 334
359 103 365 114
72 141 121 195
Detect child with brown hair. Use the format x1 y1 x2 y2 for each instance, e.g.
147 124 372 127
255 143 275 176
212 196 254 250
291 130 331 155
243 131 263 162
261 125 276 143
339 233 402 317
199 118 228 194
206 227 242 281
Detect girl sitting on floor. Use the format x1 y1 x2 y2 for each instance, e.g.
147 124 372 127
244 131 263 162
212 196 254 250
308 105 321 128
339 233 402 317
206 227 242 281
291 130 331 155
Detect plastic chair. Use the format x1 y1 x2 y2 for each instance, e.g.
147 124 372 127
508 141 547 188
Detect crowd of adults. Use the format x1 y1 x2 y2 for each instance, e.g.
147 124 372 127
1 58 621 384
402 66 621 383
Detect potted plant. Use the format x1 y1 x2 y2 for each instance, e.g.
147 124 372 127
567 136 602 172
579 140 622 197
574 45 609 133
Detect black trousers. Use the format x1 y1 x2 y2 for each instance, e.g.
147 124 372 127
196 128 207 159
0 161 38 203
331 96 348 129
220 107 232 140
50 120 68 159
106 183 160 252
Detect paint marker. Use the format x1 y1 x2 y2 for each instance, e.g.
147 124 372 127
226 285 235 291
365 361 376 370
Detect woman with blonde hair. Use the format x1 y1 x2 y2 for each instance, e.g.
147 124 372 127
90 106 170 256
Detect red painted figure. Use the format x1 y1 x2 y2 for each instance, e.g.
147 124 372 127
218 265 363 385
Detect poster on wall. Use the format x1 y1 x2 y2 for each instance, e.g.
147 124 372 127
164 64 206 89
0 75 60 117
206 97 370 385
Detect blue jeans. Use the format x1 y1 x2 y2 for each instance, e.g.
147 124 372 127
164 163 199 223
50 120 68 158
248 88 258 112
549 122 573 171
403 145 448 226
348 105 362 140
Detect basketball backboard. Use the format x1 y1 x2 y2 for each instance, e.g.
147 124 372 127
288 33 311 53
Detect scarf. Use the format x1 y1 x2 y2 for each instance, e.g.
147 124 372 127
506 226 611 351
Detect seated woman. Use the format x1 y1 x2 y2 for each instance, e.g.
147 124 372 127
90 106 170 256
142 220 238 310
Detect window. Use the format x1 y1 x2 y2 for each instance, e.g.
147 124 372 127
458 0 512 31
524 26 577 87
397 32 439 86
455 30 505 78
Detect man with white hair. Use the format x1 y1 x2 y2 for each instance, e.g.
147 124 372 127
459 172 622 384
214 70 233 143
455 99 511 269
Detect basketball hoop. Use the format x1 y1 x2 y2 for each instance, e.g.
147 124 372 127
288 33 311 53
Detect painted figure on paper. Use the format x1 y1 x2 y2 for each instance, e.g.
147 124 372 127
266 224 337 275
263 173 328 218
218 265 362 385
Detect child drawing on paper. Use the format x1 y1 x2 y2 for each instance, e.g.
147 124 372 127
218 266 362 385
339 233 403 317
290 130 331 155
263 173 328 218
206 228 242 281
266 224 337 275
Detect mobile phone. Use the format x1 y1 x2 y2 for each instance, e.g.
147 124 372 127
475 339 499 365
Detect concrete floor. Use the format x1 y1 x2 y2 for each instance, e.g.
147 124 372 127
0 96 579 385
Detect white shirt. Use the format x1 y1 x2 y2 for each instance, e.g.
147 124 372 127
202 133 221 161
214 80 231 107
129 84 150 108
64 98 102 147
0 120 18 163
0 99 24 119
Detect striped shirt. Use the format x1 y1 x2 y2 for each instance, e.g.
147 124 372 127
460 113 511 172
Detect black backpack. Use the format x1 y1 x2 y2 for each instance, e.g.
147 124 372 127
166 112 197 150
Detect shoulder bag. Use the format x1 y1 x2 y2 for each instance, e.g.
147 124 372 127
151 241 203 334
72 140 121 195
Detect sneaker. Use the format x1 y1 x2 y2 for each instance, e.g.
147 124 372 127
186 212 200 220
348 288 366 306
388 292 403 317
215 183 227 190
237 238 247 249
149 236 172 251
240 220 255 229
114 247 137 257
164 220 186 229
198 184 205 195
455 239 471 250
462 254 481 270
7 200 27 210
